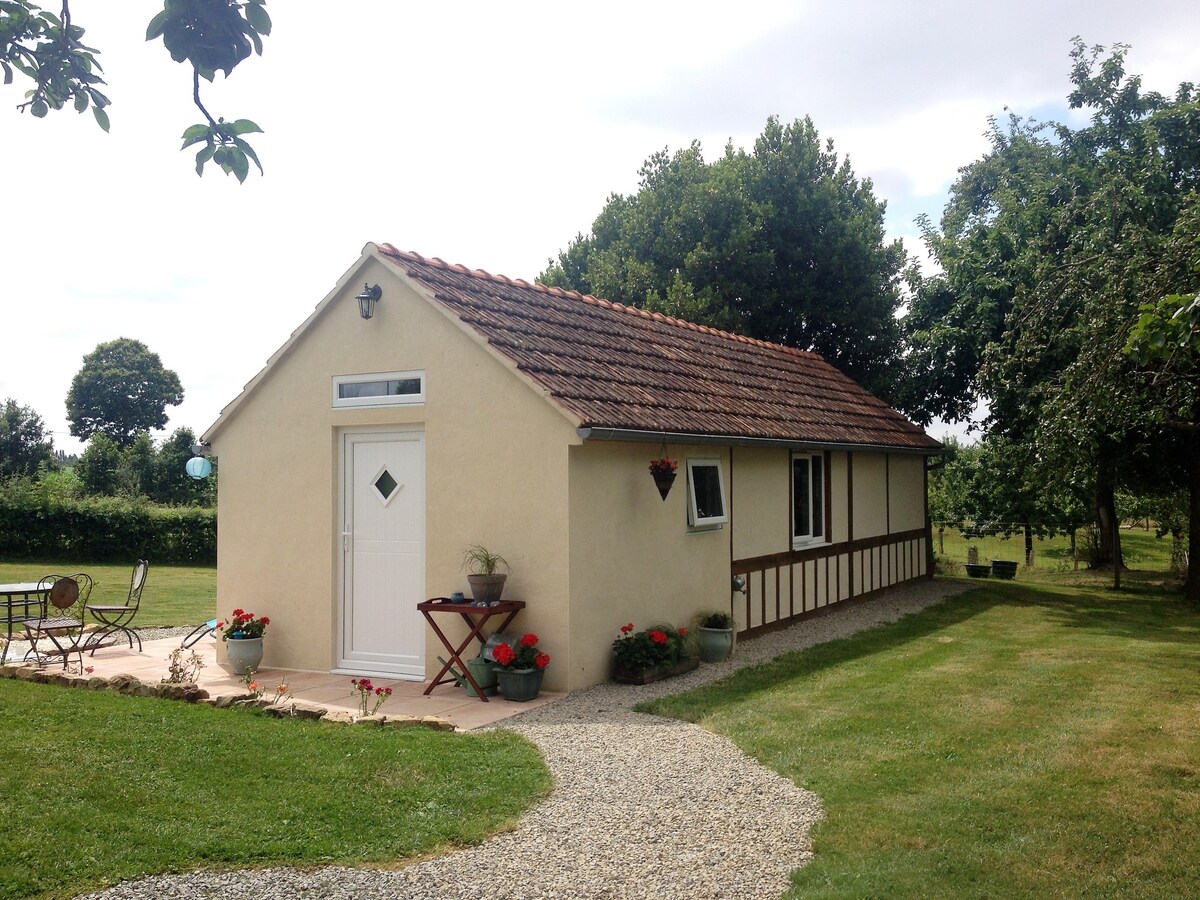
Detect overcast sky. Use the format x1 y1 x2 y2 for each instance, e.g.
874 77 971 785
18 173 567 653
2 1 1197 455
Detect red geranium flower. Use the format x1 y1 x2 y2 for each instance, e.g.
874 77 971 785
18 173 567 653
648 629 668 644
678 628 687 636
520 633 539 646
620 623 634 634
493 642 516 666
535 651 550 670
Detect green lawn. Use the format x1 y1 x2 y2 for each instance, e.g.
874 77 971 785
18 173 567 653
934 526 1176 579
643 577 1200 898
0 683 551 900
0 561 214 626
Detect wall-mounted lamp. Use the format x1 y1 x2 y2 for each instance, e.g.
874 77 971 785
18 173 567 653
356 283 382 319
185 442 213 480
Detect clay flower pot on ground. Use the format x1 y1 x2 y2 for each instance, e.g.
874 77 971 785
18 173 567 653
217 609 270 674
695 611 735 663
224 637 263 675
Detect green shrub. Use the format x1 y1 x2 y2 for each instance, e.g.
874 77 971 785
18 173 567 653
0 481 214 563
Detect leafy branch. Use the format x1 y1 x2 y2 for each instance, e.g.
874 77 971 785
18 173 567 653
147 0 270 182
2 0 110 129
2 0 269 181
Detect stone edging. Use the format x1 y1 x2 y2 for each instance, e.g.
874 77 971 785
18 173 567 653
0 663 454 732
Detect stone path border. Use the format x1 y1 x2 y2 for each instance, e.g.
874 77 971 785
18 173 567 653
0 664 456 732
76 580 972 900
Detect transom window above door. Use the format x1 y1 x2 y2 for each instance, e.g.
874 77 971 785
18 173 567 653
333 370 425 408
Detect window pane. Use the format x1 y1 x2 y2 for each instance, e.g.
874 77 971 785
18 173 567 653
374 469 399 501
339 380 389 399
793 457 811 538
388 378 421 396
811 455 824 538
692 465 725 521
339 378 422 400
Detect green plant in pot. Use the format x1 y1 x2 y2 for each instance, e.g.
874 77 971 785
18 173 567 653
695 610 735 663
463 545 508 604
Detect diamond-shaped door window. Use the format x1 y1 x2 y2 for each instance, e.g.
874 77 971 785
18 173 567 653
374 468 400 505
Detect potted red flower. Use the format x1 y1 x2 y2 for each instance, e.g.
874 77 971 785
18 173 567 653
611 622 696 684
217 608 270 675
492 633 550 701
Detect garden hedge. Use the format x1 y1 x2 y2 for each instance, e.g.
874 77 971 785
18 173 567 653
0 493 215 563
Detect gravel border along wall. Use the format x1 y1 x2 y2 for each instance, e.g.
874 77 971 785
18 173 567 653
78 580 972 900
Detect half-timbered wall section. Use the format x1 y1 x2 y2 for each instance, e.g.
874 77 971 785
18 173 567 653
730 448 930 638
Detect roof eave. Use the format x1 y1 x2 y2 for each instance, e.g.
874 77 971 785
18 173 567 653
575 426 943 455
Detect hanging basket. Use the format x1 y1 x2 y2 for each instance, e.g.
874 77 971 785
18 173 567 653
652 470 676 501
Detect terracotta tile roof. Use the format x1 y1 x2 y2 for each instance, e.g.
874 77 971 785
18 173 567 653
377 244 940 451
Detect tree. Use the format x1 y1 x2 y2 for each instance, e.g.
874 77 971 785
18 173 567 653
154 427 213 505
1125 215 1200 599
905 40 1200 597
73 426 213 504
541 116 910 401
2 0 269 181
66 337 184 448
0 397 54 479
75 433 126 495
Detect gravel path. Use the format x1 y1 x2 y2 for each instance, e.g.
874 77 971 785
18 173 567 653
78 580 971 900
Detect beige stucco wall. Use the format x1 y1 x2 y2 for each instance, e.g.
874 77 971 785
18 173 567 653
729 447 789 561
209 256 577 689
888 453 927 532
566 442 732 689
851 452 889 538
828 451 849 544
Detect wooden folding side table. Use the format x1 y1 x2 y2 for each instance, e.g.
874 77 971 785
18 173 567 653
417 598 525 702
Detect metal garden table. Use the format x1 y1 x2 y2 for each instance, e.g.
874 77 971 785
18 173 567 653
0 582 49 665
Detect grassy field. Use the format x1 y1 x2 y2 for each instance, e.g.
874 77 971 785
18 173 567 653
0 561 214 627
643 576 1200 898
934 526 1176 578
0 682 551 900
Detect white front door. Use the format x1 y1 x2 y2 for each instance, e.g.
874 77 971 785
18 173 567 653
339 429 425 678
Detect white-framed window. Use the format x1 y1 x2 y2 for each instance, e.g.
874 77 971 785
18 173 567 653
332 370 424 408
792 452 825 546
686 458 727 527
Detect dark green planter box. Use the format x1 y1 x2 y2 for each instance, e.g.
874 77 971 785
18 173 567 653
496 667 543 702
613 656 699 685
991 560 1018 580
965 563 991 578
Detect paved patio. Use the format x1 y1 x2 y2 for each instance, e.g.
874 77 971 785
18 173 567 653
48 632 562 731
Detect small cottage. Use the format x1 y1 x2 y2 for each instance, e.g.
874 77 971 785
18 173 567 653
203 243 941 691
